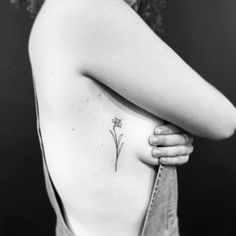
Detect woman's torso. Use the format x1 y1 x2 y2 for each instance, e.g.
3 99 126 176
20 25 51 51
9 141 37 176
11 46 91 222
29 1 166 235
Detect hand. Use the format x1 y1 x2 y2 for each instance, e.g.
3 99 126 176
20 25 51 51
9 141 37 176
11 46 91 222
148 123 194 166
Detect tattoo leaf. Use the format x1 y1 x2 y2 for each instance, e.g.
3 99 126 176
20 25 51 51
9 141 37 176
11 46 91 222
109 129 116 142
117 134 123 146
118 142 124 156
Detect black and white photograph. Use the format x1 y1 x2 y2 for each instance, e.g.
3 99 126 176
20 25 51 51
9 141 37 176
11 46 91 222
0 0 236 235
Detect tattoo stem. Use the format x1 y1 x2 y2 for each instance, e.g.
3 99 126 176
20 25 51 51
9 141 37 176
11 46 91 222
109 117 124 172
113 125 118 172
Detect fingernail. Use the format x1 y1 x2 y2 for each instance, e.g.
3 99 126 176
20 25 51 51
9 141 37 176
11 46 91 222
160 158 167 164
153 137 159 144
149 137 158 145
153 148 161 157
155 128 162 134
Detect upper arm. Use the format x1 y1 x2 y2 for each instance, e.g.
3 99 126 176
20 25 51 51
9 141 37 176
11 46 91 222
37 0 236 139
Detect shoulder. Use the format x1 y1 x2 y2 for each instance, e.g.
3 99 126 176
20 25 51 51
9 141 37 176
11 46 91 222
28 0 133 48
30 0 138 32
29 0 142 64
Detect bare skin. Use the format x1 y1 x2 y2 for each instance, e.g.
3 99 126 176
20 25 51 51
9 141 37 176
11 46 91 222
28 0 236 235
149 124 193 166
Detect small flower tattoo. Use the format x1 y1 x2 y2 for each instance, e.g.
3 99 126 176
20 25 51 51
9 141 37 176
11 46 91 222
109 117 124 172
112 117 123 128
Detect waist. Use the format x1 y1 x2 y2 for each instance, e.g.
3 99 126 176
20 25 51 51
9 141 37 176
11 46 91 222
37 105 164 235
40 126 158 235
46 148 156 235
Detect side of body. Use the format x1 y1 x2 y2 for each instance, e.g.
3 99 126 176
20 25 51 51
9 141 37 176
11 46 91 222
28 0 236 235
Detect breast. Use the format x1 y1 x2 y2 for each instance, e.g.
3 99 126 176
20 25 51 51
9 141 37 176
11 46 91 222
35 73 164 235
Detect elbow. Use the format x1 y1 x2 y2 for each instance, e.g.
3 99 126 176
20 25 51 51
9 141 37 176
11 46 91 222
214 126 236 140
210 107 236 140
210 117 236 140
227 126 236 138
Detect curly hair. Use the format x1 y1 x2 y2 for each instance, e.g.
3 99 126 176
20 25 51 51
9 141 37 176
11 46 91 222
138 0 166 37
10 0 166 37
10 0 44 16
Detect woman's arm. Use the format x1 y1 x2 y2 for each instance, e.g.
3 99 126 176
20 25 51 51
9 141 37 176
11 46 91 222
32 0 236 140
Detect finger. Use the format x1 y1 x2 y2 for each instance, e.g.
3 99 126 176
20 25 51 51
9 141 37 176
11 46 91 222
149 134 188 146
154 124 183 135
159 155 190 165
139 156 160 166
152 145 194 157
